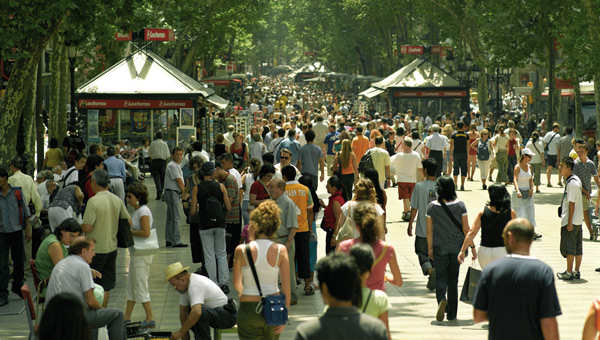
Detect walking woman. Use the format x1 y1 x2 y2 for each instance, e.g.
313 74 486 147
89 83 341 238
364 168 388 234
233 200 291 339
525 131 545 193
441 124 454 176
426 176 474 322
512 148 540 238
491 125 509 183
241 158 262 227
318 177 345 254
231 132 250 172
458 184 516 269
249 164 275 208
467 123 479 181
470 129 493 190
333 139 359 201
124 183 157 327
338 202 403 292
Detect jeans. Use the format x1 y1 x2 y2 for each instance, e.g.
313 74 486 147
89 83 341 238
150 159 166 198
241 200 250 228
339 173 355 202
432 237 463 320
429 150 444 178
415 236 432 276
200 228 228 285
302 173 319 193
87 307 126 340
507 154 518 182
164 190 182 245
191 302 237 340
495 150 508 183
0 231 25 298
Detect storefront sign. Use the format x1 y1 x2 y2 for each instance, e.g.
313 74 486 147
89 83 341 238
393 91 467 97
115 31 132 41
144 28 175 41
555 78 574 89
78 99 193 109
400 45 424 55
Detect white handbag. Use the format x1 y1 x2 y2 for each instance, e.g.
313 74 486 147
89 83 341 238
132 228 159 256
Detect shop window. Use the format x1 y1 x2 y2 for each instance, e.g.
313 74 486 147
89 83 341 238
120 110 151 149
153 109 178 150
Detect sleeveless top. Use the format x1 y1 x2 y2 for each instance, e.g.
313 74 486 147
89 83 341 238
241 239 280 296
480 206 512 247
231 143 247 160
243 173 256 201
516 164 532 191
214 144 226 158
35 234 67 280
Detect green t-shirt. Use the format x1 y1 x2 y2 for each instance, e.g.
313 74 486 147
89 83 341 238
360 287 392 319
35 234 67 280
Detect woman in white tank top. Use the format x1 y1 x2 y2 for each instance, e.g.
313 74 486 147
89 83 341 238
233 200 290 339
512 148 539 235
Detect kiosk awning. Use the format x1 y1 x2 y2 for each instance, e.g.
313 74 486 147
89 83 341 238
206 94 230 110
359 87 385 98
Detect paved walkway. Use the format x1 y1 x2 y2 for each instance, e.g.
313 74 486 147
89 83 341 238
1 169 599 340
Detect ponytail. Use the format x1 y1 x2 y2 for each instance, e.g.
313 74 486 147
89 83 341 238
352 203 382 245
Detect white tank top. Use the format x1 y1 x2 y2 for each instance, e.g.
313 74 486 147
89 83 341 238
242 239 280 296
517 164 532 191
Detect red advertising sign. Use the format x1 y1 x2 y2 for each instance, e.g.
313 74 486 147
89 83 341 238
393 91 467 97
144 28 175 41
78 99 193 109
115 31 132 41
431 46 441 54
555 78 574 89
400 45 423 55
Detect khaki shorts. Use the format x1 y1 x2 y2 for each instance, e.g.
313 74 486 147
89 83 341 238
582 194 589 211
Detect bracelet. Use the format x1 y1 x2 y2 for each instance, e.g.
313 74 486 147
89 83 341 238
469 245 475 249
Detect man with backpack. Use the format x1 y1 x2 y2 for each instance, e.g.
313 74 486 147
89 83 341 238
191 162 232 294
62 126 86 167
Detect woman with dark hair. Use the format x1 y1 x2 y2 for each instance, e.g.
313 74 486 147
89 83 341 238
231 132 250 172
249 163 275 208
364 168 387 232
83 154 105 202
458 184 516 269
299 175 321 292
124 183 156 327
525 131 545 193
426 176 474 322
318 177 345 254
333 139 358 201
43 138 64 171
338 203 403 292
185 155 205 265
38 292 90 340
48 185 84 232
241 158 262 227
35 218 82 287
512 148 538 236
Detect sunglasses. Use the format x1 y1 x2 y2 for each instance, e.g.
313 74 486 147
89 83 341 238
280 156 290 160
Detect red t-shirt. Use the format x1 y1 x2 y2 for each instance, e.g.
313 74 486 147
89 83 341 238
508 139 518 156
249 180 270 201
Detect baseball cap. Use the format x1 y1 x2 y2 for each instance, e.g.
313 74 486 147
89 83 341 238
201 162 216 173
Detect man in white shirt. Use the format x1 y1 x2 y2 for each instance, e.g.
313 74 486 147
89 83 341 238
268 129 286 153
165 262 237 340
61 153 87 187
8 157 42 218
557 157 583 280
164 147 189 248
391 138 423 221
148 130 171 200
312 114 329 147
424 124 449 178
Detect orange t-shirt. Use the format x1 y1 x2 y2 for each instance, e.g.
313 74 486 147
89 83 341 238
284 182 314 233
352 135 370 161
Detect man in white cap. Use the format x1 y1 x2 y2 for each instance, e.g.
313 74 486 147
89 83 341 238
165 262 237 340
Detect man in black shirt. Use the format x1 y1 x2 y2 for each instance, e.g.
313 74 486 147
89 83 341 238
450 121 469 190
63 126 86 167
473 218 561 340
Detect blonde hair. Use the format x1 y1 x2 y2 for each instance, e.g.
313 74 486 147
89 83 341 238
352 203 382 245
340 139 351 168
352 178 377 203
442 124 453 138
250 201 281 239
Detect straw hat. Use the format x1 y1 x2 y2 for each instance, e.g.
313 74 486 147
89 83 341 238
164 262 190 282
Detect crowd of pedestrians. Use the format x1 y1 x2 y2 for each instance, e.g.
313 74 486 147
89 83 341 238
4 78 600 340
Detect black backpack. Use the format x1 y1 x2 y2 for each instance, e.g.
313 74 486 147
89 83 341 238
199 181 225 230
358 150 374 174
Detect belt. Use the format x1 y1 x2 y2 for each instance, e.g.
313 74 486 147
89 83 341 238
430 150 443 153
110 176 123 179
165 189 181 194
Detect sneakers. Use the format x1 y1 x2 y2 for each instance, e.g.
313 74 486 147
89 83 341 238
482 184 487 190
426 269 436 291
558 182 563 187
574 271 581 280
556 271 574 280
534 233 542 240
595 268 600 272
547 183 553 187
402 211 411 222
436 300 447 321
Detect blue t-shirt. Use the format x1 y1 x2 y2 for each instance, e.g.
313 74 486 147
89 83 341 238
324 131 340 155
473 255 561 340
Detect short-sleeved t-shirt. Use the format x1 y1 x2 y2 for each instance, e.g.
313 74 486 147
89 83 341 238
369 148 391 184
298 144 324 176
573 158 597 192
391 151 422 183
284 181 314 233
473 255 562 340
82 191 130 253
130 205 154 255
492 134 509 151
250 180 270 201
164 160 183 191
275 194 299 238
561 175 583 226
426 199 467 246
46 255 94 304
180 273 228 309
360 287 392 319
451 130 469 154
410 180 437 238
221 174 240 224
543 131 560 155
324 131 340 155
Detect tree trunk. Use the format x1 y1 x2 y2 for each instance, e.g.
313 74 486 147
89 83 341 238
547 38 556 125
23 63 38 174
36 57 45 173
595 75 600 140
477 71 489 113
49 33 63 140
574 80 583 136
59 44 68 141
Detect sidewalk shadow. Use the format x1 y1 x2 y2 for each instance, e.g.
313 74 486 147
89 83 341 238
430 319 475 327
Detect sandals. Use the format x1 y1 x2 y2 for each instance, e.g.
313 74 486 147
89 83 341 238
304 286 315 296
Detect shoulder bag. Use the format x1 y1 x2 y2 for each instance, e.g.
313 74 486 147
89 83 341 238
117 218 134 248
245 245 289 326
438 200 468 255
336 203 355 242
133 226 159 256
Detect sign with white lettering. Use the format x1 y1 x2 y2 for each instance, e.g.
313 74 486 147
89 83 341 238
393 91 467 97
144 28 175 41
78 99 193 109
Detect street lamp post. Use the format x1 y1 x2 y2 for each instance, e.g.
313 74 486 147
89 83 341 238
488 67 512 118
66 42 78 128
